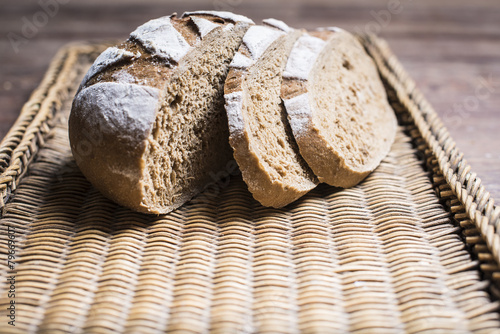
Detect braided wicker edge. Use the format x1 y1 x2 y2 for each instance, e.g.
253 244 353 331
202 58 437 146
0 43 108 209
0 38 499 276
362 34 500 275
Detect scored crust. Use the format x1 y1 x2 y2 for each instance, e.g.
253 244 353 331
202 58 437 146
224 19 318 208
281 28 397 187
69 11 254 214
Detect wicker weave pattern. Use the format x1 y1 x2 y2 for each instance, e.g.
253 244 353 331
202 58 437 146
0 39 499 333
363 35 500 272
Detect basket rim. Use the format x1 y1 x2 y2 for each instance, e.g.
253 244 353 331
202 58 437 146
361 33 500 267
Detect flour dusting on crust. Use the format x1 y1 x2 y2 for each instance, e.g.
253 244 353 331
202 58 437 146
229 25 285 69
190 16 220 38
317 26 344 33
243 25 286 61
112 70 136 84
283 34 326 80
262 18 291 32
283 93 312 139
182 10 254 24
229 52 253 69
130 16 191 65
75 82 159 141
79 47 137 91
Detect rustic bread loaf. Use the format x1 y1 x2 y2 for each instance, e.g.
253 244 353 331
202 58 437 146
69 11 253 214
281 28 397 187
224 19 318 208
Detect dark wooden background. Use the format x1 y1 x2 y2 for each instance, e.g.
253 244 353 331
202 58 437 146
1 0 499 200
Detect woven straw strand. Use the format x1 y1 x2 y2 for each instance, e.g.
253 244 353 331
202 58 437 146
123 211 185 333
80 209 149 334
164 194 219 333
326 184 404 333
37 188 117 333
0 129 91 333
208 177 255 333
251 205 300 333
0 44 106 209
290 196 348 332
373 132 469 332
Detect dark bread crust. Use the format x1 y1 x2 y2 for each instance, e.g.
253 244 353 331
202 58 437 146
69 12 253 214
85 41 172 90
82 14 232 91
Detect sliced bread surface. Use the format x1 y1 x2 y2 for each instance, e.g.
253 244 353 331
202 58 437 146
224 19 318 208
69 11 253 214
281 28 397 187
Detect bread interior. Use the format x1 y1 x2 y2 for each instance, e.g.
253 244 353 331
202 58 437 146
309 32 393 172
241 30 316 189
141 23 248 211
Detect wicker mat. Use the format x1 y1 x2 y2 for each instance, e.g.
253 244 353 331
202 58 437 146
1 37 500 333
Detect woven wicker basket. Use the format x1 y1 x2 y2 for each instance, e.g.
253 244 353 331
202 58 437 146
0 35 499 333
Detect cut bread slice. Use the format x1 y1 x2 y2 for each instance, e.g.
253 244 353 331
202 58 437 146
224 19 318 208
281 28 397 187
69 11 254 214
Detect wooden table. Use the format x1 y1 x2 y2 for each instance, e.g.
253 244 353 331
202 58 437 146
1 0 499 200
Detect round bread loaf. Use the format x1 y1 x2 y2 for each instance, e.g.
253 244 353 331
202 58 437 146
224 19 318 208
69 11 253 214
281 28 397 187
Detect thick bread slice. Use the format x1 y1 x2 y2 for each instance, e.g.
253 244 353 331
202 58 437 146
224 19 318 208
69 11 253 214
281 28 397 187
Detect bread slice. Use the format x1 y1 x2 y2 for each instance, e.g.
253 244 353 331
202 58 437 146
224 19 318 208
69 11 254 214
281 28 397 187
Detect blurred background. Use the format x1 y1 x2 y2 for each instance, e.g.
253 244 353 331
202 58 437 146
1 0 499 198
